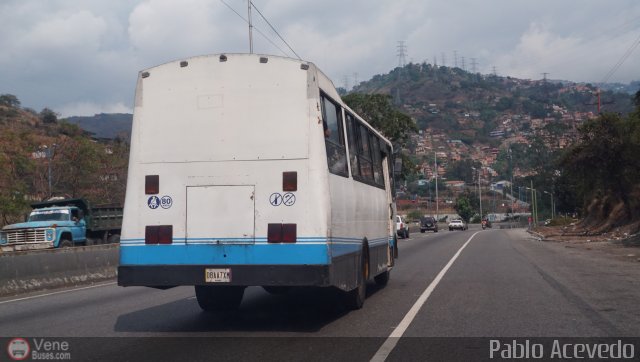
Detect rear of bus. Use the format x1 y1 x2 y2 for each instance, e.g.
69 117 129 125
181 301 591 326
117 54 334 309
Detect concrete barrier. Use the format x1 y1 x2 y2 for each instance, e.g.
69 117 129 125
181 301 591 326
0 244 118 297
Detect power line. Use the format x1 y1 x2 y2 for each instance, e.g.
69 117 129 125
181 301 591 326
250 2 302 60
219 0 290 57
600 32 640 84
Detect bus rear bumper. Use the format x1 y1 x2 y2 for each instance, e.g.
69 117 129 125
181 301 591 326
117 264 331 288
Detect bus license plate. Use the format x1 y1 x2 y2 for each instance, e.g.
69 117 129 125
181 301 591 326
205 268 231 283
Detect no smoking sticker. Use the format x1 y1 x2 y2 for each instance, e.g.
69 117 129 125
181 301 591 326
269 193 296 206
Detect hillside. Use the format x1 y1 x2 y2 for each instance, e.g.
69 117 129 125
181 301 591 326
0 99 129 225
350 64 635 182
354 63 634 138
66 113 132 141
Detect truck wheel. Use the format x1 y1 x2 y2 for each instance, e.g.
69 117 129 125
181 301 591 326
195 286 245 311
60 239 73 248
107 234 121 244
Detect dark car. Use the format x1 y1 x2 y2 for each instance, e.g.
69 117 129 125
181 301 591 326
420 216 438 233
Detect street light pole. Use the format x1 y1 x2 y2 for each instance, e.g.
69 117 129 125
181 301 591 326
41 144 57 198
478 168 483 221
434 152 438 221
544 191 554 219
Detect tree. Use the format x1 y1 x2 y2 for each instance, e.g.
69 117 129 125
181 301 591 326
454 192 475 223
40 108 58 124
0 94 20 108
445 159 481 184
559 111 640 224
342 93 418 148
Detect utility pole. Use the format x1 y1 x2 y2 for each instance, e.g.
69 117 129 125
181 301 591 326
248 1 253 53
541 72 550 100
453 50 458 68
461 57 466 72
478 168 482 221
441 52 446 67
353 72 359 89
397 41 407 67
492 66 498 77
434 152 439 221
470 58 478 74
530 180 537 226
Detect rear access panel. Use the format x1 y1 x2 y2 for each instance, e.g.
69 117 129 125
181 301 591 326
186 185 255 244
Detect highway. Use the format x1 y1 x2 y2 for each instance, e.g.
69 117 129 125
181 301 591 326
2 226 640 360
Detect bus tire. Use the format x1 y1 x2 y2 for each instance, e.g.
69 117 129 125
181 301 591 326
344 244 368 310
374 269 390 286
195 285 244 311
60 239 73 248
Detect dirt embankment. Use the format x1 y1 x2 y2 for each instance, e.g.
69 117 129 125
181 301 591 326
531 222 640 263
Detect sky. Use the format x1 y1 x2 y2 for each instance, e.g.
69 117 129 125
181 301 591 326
1 0 639 117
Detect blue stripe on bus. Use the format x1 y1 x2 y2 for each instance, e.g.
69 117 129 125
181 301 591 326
119 236 392 265
120 243 330 265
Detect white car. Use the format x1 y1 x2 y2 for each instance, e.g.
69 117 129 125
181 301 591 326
396 215 410 239
448 219 467 231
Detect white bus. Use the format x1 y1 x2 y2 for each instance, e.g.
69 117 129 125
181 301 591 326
118 53 398 310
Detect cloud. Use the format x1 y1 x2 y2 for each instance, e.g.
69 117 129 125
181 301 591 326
58 101 132 118
128 0 224 61
0 0 638 116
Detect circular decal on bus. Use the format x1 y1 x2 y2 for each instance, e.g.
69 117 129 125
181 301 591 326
269 193 283 206
147 196 160 209
160 196 173 209
283 193 296 206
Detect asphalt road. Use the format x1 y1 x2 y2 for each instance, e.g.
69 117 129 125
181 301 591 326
2 226 640 361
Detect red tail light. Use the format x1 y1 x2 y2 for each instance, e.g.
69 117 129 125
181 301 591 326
283 171 297 191
268 223 297 243
268 224 282 243
145 175 159 194
282 224 297 243
145 225 173 244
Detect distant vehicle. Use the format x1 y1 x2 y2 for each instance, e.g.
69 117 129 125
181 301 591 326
0 198 122 251
420 216 438 233
396 215 410 238
448 219 467 231
481 219 492 229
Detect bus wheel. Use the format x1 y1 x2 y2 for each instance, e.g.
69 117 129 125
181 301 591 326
195 286 245 311
374 269 390 286
263 286 291 295
344 245 368 310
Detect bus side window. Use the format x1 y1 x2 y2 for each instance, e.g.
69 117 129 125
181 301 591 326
321 94 348 177
345 113 359 178
358 124 373 181
370 133 384 187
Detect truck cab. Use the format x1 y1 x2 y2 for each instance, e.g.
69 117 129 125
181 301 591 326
0 206 86 250
0 198 122 251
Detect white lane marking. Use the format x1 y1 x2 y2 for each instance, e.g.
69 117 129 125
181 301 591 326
0 282 117 305
370 231 480 362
